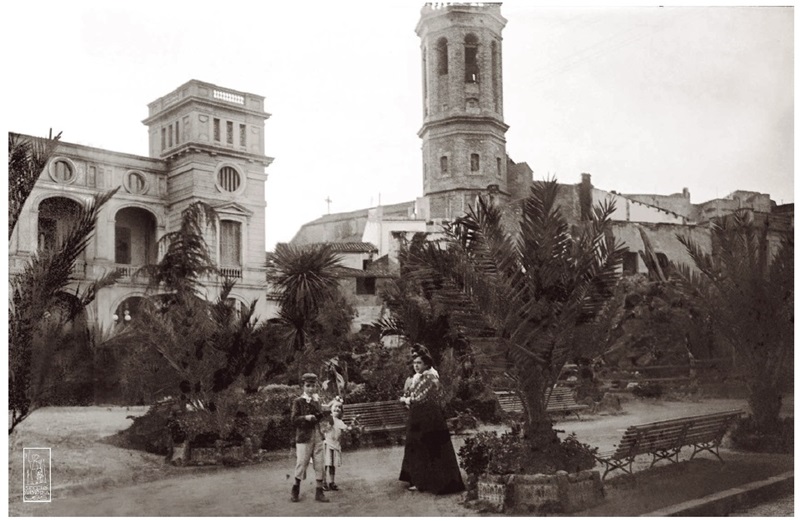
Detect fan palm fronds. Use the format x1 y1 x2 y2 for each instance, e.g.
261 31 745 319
266 243 343 352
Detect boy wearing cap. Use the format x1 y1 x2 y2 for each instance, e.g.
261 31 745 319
290 373 330 503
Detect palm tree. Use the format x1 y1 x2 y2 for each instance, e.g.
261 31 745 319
8 131 62 239
9 184 119 433
676 210 793 430
403 180 626 449
126 201 270 402
139 201 219 297
266 243 343 353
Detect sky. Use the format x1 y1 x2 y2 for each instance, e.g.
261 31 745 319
3 1 793 251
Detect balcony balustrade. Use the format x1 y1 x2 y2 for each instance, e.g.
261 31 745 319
219 266 242 279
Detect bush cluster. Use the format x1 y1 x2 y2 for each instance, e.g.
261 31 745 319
458 427 597 479
730 415 793 454
632 382 664 398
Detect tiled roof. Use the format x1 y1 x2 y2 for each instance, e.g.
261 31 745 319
330 266 396 279
310 242 378 253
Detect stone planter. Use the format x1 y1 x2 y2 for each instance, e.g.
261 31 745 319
182 437 254 466
478 470 604 514
476 473 510 512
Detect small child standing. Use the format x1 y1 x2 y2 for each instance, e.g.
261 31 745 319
322 400 352 491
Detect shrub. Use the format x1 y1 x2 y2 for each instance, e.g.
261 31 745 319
343 383 368 404
730 415 793 454
458 431 502 478
448 396 501 423
458 428 597 479
632 382 664 398
259 415 294 451
104 400 175 455
111 385 304 455
352 346 408 402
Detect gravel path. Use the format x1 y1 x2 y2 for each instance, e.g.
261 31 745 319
9 397 793 516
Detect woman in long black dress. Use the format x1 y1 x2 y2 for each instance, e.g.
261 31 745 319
398 351 465 495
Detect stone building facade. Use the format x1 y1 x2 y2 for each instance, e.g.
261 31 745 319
10 80 277 329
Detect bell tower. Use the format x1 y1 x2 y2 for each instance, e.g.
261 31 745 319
416 3 509 220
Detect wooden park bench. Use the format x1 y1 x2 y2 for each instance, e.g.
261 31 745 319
342 400 408 443
593 409 743 479
494 387 590 420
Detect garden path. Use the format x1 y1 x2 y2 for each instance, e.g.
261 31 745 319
9 396 793 516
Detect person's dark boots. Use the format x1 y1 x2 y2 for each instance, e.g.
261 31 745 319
290 483 300 502
315 487 329 503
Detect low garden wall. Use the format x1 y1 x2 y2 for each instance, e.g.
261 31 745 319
478 470 604 513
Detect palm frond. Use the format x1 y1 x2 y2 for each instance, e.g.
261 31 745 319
8 131 62 238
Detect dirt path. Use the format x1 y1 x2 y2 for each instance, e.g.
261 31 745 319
9 397 793 516
12 444 471 516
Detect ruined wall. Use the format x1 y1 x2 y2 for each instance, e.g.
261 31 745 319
612 221 711 271
624 191 692 218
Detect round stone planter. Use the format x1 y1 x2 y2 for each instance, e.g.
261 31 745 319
477 469 604 514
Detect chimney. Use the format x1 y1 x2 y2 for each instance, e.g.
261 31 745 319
579 173 593 221
682 187 690 200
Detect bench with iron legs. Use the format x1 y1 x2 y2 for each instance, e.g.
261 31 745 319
341 400 409 442
494 387 590 420
594 409 743 479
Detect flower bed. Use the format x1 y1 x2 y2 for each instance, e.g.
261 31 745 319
460 425 603 513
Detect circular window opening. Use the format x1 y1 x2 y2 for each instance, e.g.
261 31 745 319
217 166 241 192
50 159 75 183
125 171 148 194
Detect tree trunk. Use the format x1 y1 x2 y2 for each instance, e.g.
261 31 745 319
518 367 559 451
748 379 783 431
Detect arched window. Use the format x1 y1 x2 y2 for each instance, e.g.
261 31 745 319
437 38 448 75
38 197 82 253
465 34 479 83
226 297 246 319
470 153 480 172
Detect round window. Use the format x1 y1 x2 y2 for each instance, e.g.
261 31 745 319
125 171 148 194
217 166 241 192
49 159 75 184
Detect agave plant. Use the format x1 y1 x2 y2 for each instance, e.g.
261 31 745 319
675 210 793 430
403 180 626 448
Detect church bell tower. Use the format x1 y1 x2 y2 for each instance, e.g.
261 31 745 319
416 3 509 220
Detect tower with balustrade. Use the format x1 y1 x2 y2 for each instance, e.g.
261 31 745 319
9 80 275 328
